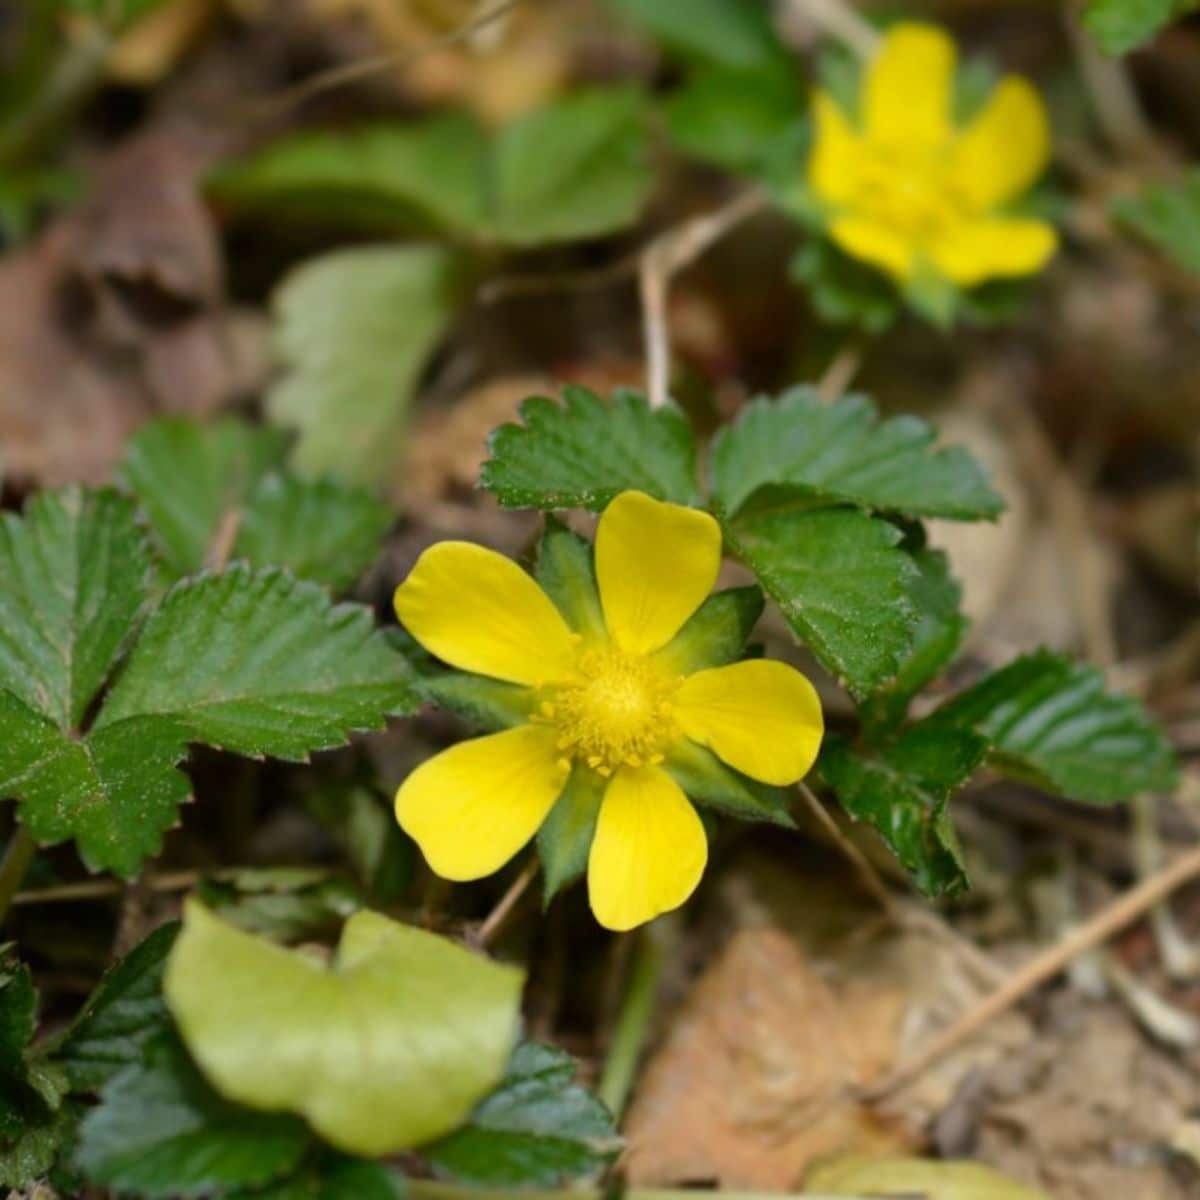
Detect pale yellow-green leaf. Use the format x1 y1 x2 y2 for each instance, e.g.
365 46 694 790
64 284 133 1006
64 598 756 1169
164 901 523 1157
808 1155 1051 1199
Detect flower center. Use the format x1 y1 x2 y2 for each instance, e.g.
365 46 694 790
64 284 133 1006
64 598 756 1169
538 647 679 776
854 142 971 242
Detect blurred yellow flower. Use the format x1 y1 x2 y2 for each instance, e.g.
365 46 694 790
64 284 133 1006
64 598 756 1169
809 22 1057 288
393 490 824 931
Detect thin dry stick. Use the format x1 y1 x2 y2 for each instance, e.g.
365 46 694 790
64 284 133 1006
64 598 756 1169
475 858 538 948
864 841 1200 1099
779 0 880 58
640 190 767 408
816 338 865 403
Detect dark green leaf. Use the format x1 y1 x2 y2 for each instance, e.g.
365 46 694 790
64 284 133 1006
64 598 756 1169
934 650 1178 803
305 786 414 904
664 737 793 827
50 923 179 1091
1111 169 1200 276
95 565 418 760
712 390 1003 521
611 0 788 67
269 245 462 485
75 1034 312 1199
1083 0 1195 54
819 722 986 896
422 671 536 733
423 1042 619 1187
230 1155 403 1200
654 587 764 676
119 418 288 582
861 550 968 735
725 508 919 696
538 768 604 903
196 868 362 942
0 487 150 730
535 518 605 640
788 238 900 333
481 386 699 511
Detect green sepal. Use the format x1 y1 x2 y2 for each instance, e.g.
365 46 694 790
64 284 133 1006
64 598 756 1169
537 767 604 905
421 672 536 733
664 738 794 827
535 517 605 640
653 587 764 676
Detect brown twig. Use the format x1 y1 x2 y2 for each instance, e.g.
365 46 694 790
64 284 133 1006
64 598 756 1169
474 858 538 949
864 842 1200 1099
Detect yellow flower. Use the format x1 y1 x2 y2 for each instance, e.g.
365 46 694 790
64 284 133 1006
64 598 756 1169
809 22 1057 289
393 490 824 931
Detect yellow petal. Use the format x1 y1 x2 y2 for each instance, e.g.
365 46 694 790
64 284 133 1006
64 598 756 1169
395 541 577 686
396 725 567 881
929 217 1058 287
810 91 862 207
675 659 824 786
952 77 1051 211
587 766 707 931
864 23 956 149
829 215 916 281
594 491 722 655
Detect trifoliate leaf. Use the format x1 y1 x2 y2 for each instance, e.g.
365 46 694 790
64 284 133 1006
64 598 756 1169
819 722 986 896
95 564 418 760
0 487 151 729
1083 0 1195 54
712 390 1003 521
49 923 179 1091
1111 169 1200 276
75 1033 312 1199
538 768 605 904
664 738 793 827
269 245 462 485
809 1153 1051 1199
164 902 524 1156
481 386 699 511
611 0 788 67
654 587 764 676
724 508 919 696
934 650 1178 803
235 474 394 592
118 418 288 582
861 549 968 735
423 1042 620 1187
0 693 191 876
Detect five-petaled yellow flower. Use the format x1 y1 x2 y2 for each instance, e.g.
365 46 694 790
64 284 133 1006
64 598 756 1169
393 491 824 931
809 22 1057 289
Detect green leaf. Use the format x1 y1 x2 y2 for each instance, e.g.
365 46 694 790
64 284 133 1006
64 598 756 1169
861 549 968 735
611 0 788 67
195 868 362 943
788 239 900 334
538 768 605 903
235 475 394 592
481 386 699 511
0 487 151 729
491 87 653 245
664 738 793 827
421 672 535 733
654 587 764 676
164 901 524 1156
75 1033 312 1199
50 923 179 1091
711 390 1003 521
1083 0 1195 54
231 1154 403 1200
424 1042 620 1187
724 508 919 696
66 0 172 30
305 785 414 905
1111 169 1200 276
95 564 418 760
819 722 985 896
119 418 289 582
0 693 191 877
269 245 462 486
535 518 605 640
934 650 1178 803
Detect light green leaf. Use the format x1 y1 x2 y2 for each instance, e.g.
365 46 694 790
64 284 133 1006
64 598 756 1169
861 549 968 734
712 390 1003 521
235 474 394 592
269 245 462 485
492 87 653 245
809 1153 1051 1199
611 0 788 67
654 587 764 676
0 487 151 729
423 1042 620 1186
724 508 918 696
164 901 524 1156
1083 0 1195 54
118 418 289 582
664 737 793 827
538 768 605 903
819 721 985 896
1111 169 1200 275
535 518 605 640
49 923 179 1091
481 386 699 511
95 564 418 760
934 650 1178 803
75 1033 312 1199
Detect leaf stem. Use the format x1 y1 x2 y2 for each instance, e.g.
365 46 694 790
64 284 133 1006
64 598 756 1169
475 858 538 949
0 826 38 926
